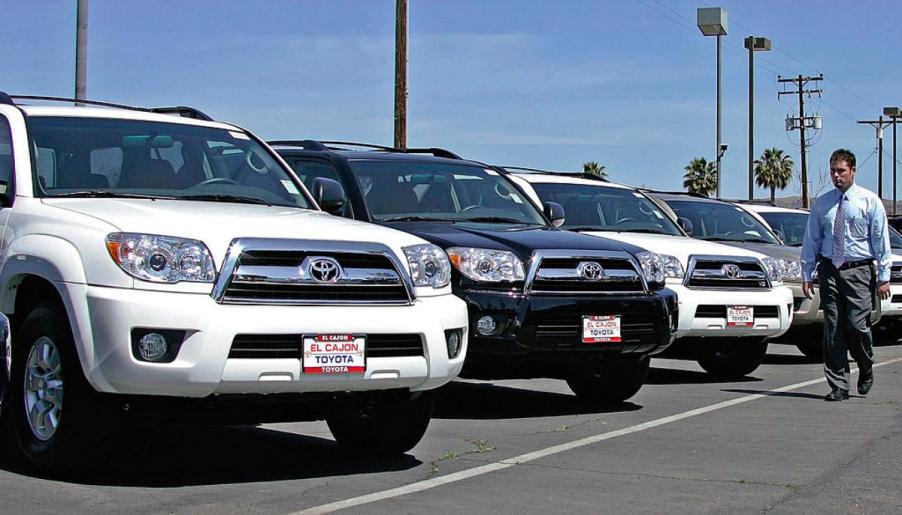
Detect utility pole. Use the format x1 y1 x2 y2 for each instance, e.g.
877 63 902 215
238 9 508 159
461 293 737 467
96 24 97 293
75 0 88 102
883 106 901 215
393 0 408 149
858 116 892 201
745 36 771 199
779 74 822 208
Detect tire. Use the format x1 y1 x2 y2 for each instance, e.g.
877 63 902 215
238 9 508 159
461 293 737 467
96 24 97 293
696 338 768 378
567 356 650 404
795 340 823 362
9 303 106 470
327 390 434 456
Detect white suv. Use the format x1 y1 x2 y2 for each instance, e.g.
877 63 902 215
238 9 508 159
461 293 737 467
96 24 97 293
508 171 793 377
0 94 468 468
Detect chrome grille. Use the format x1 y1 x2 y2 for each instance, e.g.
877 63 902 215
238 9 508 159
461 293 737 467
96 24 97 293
684 256 769 289
212 239 414 305
526 251 645 294
891 264 902 284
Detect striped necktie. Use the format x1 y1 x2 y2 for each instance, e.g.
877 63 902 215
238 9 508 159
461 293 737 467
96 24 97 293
831 194 846 268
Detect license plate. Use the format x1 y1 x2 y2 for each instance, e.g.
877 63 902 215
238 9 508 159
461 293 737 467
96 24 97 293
727 305 754 327
302 334 366 374
582 315 622 343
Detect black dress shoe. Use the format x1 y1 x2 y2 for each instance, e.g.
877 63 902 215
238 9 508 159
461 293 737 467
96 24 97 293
824 388 849 401
858 369 874 395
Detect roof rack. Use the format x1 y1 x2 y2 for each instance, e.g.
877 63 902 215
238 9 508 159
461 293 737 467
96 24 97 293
499 165 608 182
272 139 462 159
638 188 710 199
267 140 329 151
2 94 214 121
724 198 776 206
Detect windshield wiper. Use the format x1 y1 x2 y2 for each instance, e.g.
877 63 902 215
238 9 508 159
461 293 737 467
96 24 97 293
459 216 535 224
565 226 609 232
48 190 174 200
181 194 274 206
703 236 775 244
379 215 452 223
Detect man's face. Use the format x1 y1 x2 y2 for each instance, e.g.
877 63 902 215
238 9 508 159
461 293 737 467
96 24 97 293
830 159 856 190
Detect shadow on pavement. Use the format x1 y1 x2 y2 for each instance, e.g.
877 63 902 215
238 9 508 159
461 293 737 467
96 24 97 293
0 423 420 487
763 353 817 365
433 381 641 420
645 366 763 385
721 388 826 400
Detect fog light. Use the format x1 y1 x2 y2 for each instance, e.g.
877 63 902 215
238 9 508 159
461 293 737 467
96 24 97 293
444 329 462 359
476 316 497 336
138 332 168 361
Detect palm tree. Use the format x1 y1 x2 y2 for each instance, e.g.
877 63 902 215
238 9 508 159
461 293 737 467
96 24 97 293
683 157 717 195
583 161 608 179
754 148 794 203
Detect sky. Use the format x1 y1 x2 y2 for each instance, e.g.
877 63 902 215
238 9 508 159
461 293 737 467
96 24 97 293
3 0 902 201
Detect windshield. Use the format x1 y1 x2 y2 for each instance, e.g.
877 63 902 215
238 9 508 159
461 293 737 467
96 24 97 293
667 200 781 244
759 211 809 246
27 116 312 208
348 160 547 225
531 182 682 235
891 226 902 250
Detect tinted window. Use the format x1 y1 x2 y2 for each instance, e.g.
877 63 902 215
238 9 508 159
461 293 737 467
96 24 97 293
26 117 311 209
760 212 809 247
290 160 352 217
531 182 682 235
891 226 902 250
348 160 546 225
667 200 780 244
0 115 12 194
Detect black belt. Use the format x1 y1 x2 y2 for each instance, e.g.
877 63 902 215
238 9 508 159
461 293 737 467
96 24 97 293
818 256 873 271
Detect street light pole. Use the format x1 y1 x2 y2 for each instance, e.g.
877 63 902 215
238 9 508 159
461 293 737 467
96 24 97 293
697 7 728 198
745 36 771 200
75 0 88 102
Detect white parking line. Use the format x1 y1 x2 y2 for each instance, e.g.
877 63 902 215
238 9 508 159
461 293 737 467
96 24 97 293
291 357 902 515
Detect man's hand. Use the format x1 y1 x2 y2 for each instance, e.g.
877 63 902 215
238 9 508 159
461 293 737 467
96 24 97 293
878 281 891 300
802 281 815 299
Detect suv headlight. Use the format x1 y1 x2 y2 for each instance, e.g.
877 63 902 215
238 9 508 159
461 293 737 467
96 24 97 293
106 233 216 283
761 257 786 284
447 247 525 282
636 251 683 284
403 244 451 288
783 259 802 282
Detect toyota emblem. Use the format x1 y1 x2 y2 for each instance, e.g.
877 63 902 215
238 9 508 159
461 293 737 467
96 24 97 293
577 261 604 281
307 256 342 283
721 264 741 279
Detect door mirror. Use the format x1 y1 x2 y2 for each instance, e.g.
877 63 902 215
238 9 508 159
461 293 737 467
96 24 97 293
543 201 566 228
677 216 694 235
311 177 346 215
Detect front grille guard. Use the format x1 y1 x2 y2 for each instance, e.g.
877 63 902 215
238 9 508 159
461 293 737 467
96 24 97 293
683 254 772 290
524 249 648 295
211 238 416 305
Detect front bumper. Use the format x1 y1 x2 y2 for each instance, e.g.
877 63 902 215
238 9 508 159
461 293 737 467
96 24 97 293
787 281 823 326
75 285 468 397
883 283 902 318
670 283 794 338
456 287 677 379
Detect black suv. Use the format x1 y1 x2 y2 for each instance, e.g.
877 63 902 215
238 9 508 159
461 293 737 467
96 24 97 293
272 141 678 402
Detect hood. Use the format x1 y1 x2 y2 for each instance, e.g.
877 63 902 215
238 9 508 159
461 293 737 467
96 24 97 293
579 231 769 265
713 240 802 261
383 222 647 259
43 198 426 265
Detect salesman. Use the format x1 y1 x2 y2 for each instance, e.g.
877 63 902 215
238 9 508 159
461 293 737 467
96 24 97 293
801 148 891 401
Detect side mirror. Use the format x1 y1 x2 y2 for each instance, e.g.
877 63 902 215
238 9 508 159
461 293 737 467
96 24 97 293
677 216 694 236
311 177 346 216
543 201 566 228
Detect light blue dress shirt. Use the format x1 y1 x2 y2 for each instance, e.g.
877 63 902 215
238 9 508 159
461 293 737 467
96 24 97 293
801 183 891 282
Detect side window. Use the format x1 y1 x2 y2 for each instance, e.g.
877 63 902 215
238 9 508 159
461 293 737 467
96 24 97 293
0 115 13 195
290 160 352 217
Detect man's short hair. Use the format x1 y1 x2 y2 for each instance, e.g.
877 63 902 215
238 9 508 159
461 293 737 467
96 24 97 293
830 148 856 168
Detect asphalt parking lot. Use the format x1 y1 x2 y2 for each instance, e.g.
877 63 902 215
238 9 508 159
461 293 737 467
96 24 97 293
1 337 901 515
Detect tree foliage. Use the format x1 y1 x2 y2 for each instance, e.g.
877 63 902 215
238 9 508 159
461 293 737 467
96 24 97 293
682 157 717 195
583 161 608 179
754 148 794 202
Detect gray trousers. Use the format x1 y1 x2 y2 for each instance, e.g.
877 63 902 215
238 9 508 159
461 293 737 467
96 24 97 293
818 261 876 392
